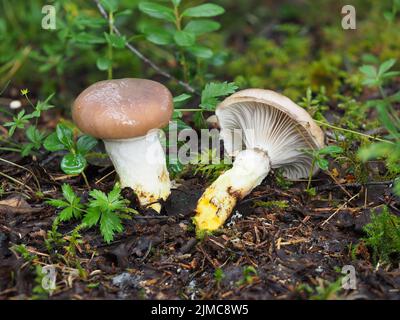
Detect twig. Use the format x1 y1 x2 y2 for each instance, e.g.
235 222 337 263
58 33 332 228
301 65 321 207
93 0 198 95
320 193 359 227
316 180 394 192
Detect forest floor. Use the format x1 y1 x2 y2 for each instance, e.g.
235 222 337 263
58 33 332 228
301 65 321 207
1 147 399 300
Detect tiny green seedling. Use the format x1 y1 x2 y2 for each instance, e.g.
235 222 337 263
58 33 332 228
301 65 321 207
43 123 97 177
214 268 225 286
358 58 400 196
305 145 343 195
3 90 54 157
358 206 400 265
236 265 258 286
82 184 138 243
173 81 238 129
46 184 84 222
47 183 137 244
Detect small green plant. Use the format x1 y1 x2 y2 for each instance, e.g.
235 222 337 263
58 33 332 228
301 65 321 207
3 89 54 156
43 123 97 181
47 184 84 222
12 244 37 262
82 184 137 243
384 0 400 23
252 200 289 209
298 278 343 300
193 148 232 181
47 183 137 243
298 86 329 121
358 58 400 195
236 265 258 286
214 267 225 285
305 145 344 195
96 0 127 78
274 169 293 190
138 0 225 82
358 207 400 265
175 81 238 129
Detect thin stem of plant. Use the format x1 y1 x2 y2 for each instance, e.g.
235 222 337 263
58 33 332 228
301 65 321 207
314 119 395 144
93 0 198 95
108 11 114 80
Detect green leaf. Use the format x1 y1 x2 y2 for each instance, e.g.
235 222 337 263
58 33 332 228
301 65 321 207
96 57 112 71
186 45 213 59
74 32 107 44
138 2 175 22
378 59 396 76
317 145 343 156
46 184 83 221
88 189 109 207
43 132 66 152
100 0 118 13
182 3 225 17
184 19 220 35
358 142 392 161
389 91 400 103
359 65 377 78
26 126 46 147
100 210 123 243
104 33 126 48
77 135 98 155
376 101 400 139
173 30 196 47
142 27 173 45
171 0 181 6
316 158 329 170
200 81 238 110
46 199 69 208
61 184 76 204
61 153 87 175
82 207 101 227
58 207 74 221
56 124 74 151
20 143 34 157
173 93 192 108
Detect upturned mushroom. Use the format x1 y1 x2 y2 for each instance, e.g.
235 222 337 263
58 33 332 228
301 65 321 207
72 78 173 212
194 89 324 234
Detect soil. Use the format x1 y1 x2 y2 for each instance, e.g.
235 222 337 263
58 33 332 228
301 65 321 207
0 148 399 300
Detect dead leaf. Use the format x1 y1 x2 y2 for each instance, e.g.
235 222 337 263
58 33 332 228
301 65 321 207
0 196 42 214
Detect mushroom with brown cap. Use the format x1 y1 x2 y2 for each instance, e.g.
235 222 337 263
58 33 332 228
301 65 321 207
194 89 325 234
72 78 173 212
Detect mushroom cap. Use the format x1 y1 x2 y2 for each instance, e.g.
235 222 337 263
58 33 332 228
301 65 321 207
216 89 325 180
72 78 173 140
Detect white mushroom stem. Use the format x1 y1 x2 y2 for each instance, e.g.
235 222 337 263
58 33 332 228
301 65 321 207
194 148 270 234
103 130 170 212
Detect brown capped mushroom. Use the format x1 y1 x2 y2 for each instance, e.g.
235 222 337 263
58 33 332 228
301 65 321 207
72 78 173 212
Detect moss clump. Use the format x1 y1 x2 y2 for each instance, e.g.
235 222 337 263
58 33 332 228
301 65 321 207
361 206 400 265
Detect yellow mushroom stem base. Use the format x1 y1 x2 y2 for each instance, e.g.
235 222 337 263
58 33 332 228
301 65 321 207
194 148 271 234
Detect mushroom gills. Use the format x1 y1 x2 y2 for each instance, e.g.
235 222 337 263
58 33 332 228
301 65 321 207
194 148 270 234
104 131 170 212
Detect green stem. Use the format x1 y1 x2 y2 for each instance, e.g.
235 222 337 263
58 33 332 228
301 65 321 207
177 108 203 112
314 120 395 144
81 171 90 190
379 85 400 127
307 158 316 191
0 147 21 152
173 6 189 82
108 11 114 80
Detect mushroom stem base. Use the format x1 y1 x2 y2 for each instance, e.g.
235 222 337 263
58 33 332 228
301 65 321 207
194 148 271 235
104 132 170 212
